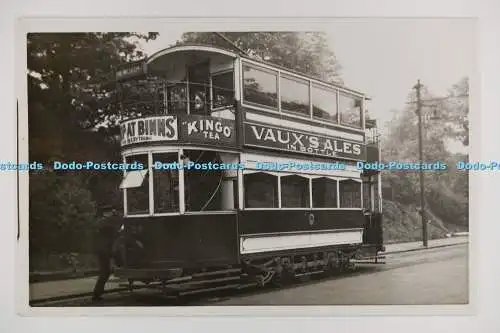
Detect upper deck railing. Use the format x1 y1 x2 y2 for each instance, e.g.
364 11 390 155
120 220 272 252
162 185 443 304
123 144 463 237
115 78 236 118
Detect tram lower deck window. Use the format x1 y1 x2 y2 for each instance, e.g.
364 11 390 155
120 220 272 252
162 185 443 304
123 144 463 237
124 154 149 215
281 175 310 208
312 177 338 208
153 153 179 213
244 172 278 208
339 179 362 208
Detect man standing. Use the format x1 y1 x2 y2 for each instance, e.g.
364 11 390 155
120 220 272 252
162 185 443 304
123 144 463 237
92 206 122 301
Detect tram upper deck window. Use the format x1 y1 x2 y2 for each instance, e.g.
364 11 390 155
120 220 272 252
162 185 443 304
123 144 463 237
167 84 188 115
242 64 278 109
312 177 338 208
280 74 310 116
244 172 278 208
339 93 362 128
212 71 234 109
123 154 149 215
153 153 179 213
281 175 310 208
339 179 362 208
312 84 338 122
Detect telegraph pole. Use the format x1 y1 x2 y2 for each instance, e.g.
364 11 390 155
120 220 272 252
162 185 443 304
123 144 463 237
414 79 428 247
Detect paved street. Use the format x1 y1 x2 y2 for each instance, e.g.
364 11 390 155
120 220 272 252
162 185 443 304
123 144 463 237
207 244 468 305
29 237 468 306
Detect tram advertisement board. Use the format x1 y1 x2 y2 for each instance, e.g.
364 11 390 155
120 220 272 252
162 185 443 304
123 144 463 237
179 115 236 146
244 122 366 161
120 116 178 146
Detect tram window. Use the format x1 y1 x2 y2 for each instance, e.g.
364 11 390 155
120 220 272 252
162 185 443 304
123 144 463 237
339 179 362 208
152 153 179 213
280 74 310 116
363 181 371 210
312 84 338 123
212 71 234 109
167 84 188 114
339 93 362 128
242 64 278 109
312 177 338 208
281 175 310 208
125 154 149 215
184 150 224 211
244 172 278 208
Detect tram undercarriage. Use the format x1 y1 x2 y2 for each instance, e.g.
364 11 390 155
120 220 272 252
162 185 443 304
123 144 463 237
115 242 384 297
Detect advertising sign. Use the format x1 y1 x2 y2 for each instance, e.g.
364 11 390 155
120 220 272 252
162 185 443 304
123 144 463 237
244 122 365 161
120 116 178 146
179 115 236 146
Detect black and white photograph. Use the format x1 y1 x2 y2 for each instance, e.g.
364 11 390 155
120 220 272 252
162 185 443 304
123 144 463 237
18 19 473 312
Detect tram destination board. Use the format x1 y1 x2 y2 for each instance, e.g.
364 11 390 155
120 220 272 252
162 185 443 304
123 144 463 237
244 122 366 161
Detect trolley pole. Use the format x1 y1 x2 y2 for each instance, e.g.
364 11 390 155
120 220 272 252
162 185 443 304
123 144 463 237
414 80 428 247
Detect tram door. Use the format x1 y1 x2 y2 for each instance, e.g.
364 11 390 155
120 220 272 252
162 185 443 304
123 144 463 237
188 62 210 115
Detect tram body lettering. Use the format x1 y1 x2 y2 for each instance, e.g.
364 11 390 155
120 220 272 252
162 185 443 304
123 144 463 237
245 123 364 160
120 116 178 146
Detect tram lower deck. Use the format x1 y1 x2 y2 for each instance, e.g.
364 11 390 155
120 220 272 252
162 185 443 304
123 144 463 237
115 147 383 284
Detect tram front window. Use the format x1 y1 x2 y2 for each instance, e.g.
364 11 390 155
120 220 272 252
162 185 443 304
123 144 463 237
281 175 310 208
212 71 234 109
183 150 225 211
123 154 149 215
153 153 179 213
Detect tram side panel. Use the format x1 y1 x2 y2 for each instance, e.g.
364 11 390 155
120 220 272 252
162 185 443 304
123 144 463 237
237 209 366 258
122 214 239 270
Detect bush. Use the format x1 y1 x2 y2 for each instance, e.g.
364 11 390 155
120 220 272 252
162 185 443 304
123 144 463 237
29 171 98 271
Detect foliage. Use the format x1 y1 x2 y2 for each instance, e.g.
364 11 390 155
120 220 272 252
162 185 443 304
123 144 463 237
29 171 97 257
179 32 342 83
28 33 158 264
381 77 469 237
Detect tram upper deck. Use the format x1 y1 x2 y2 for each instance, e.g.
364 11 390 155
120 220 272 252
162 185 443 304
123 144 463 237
115 44 382 219
116 44 380 158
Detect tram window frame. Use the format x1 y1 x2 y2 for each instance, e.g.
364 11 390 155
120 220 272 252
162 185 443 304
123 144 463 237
312 84 338 123
123 154 150 215
244 172 279 209
211 70 234 110
280 73 310 117
311 177 338 208
280 174 311 208
152 152 180 214
242 63 279 109
339 93 363 129
339 178 362 208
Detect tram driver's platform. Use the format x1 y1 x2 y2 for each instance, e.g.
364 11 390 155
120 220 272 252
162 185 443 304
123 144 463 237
29 236 468 302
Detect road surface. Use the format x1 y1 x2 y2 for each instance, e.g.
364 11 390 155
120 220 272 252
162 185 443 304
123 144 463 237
204 244 468 305
31 243 468 306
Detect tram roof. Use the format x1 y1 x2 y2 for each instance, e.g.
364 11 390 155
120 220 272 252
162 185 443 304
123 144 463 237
145 44 369 98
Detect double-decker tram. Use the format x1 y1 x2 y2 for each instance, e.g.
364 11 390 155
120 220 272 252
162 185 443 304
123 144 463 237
112 44 384 294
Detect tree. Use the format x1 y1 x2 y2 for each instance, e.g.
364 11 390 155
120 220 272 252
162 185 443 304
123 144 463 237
381 78 469 230
28 33 158 264
179 32 342 83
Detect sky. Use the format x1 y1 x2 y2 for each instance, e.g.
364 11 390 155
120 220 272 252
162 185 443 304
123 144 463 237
136 19 475 152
